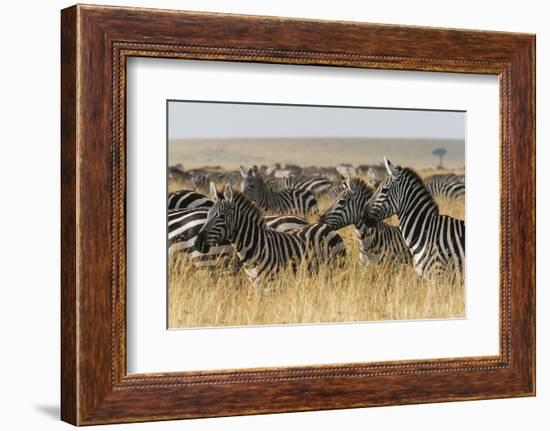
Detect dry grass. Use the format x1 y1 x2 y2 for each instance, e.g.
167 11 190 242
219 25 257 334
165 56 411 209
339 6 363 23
168 169 465 329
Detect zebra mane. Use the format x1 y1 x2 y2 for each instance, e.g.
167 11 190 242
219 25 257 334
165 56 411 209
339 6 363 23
251 171 277 192
227 190 267 226
400 167 440 212
348 177 374 198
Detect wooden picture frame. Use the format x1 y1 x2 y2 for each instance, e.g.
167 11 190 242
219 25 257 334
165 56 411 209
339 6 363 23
61 4 535 425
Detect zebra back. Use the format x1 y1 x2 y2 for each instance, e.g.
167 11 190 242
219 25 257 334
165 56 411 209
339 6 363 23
240 165 318 217
424 173 465 199
265 175 297 191
266 175 334 196
167 189 213 210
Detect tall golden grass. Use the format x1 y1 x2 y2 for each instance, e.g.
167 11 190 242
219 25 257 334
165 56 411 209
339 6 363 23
168 170 465 329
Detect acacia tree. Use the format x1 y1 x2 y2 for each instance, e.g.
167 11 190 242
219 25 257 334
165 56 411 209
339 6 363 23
432 148 447 168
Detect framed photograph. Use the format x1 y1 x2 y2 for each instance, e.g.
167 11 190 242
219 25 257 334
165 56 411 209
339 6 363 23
164 101 467 330
61 4 535 425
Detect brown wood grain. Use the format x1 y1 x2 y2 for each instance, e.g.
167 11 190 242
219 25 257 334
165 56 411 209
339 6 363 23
60 4 535 425
60 5 78 425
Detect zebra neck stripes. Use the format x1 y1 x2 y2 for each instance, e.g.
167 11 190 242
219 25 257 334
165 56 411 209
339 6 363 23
397 178 439 248
365 160 465 279
319 176 411 267
224 194 306 278
319 177 373 230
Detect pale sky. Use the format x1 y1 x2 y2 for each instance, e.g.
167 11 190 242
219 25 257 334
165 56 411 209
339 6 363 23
168 101 465 140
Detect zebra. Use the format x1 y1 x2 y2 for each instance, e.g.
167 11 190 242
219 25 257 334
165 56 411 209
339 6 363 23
168 206 309 271
364 158 465 280
167 189 213 210
240 165 318 217
424 173 465 199
168 208 234 269
266 174 335 197
319 176 412 267
195 184 346 286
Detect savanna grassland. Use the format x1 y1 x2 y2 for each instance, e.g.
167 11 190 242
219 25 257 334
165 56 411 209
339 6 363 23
169 138 466 170
168 168 465 329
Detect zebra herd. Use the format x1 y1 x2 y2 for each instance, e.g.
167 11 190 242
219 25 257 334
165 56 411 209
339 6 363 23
168 158 466 286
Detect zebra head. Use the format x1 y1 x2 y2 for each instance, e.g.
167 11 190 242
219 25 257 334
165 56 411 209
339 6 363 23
364 158 403 227
240 164 263 198
319 175 373 229
195 183 231 253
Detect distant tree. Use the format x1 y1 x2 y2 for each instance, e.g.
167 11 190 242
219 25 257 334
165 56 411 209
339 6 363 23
432 148 447 169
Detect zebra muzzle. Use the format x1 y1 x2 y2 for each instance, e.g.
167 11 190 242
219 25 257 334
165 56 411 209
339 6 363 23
194 231 211 254
364 216 378 228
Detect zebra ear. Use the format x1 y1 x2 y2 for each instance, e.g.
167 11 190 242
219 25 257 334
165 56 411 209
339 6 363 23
252 165 259 176
209 182 219 202
384 157 400 178
240 165 247 178
223 184 234 203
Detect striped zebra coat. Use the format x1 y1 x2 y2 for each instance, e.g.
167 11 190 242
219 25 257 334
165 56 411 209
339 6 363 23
168 207 309 271
168 189 213 210
424 173 465 199
240 165 317 217
365 158 465 280
266 174 335 197
319 176 412 267
195 184 346 286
